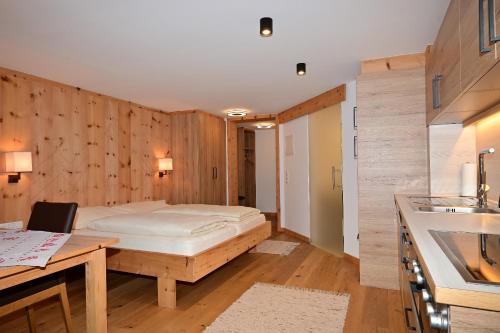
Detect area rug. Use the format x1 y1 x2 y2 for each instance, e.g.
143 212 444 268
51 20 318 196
249 240 299 255
204 283 350 333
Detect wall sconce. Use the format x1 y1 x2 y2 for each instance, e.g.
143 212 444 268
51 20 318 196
0 152 33 183
158 157 173 178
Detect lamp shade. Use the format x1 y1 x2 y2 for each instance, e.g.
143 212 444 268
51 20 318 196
0 152 32 173
159 158 173 171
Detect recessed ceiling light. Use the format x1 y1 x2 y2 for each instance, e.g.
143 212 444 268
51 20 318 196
297 63 306 76
226 109 248 117
256 123 274 129
260 17 273 37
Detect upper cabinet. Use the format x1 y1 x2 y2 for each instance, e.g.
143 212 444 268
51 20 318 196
427 0 500 125
460 0 497 90
426 0 461 124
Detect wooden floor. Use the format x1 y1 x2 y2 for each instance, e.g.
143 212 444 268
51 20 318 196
0 233 405 332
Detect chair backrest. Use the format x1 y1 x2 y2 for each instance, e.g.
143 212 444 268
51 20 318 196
27 202 78 233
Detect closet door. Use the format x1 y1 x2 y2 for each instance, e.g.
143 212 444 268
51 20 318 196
170 111 201 204
199 113 226 205
213 116 227 205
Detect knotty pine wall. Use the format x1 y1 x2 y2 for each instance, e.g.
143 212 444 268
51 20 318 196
0 67 172 223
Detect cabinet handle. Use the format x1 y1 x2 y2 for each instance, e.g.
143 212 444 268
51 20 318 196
403 307 417 331
331 166 336 190
353 106 358 129
354 136 358 159
215 167 218 179
480 0 493 53
432 74 443 109
488 0 500 43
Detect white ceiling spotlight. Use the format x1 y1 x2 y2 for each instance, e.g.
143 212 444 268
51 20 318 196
226 109 248 117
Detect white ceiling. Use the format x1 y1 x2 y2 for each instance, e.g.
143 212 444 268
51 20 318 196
0 0 449 116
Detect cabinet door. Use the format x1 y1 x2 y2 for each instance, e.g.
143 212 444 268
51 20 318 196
425 46 439 124
432 0 461 114
213 116 227 205
199 113 226 205
461 0 497 90
170 111 201 204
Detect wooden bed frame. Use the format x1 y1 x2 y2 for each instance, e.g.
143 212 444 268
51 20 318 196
106 221 272 308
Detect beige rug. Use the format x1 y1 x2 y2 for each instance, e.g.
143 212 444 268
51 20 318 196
249 240 299 255
204 283 350 333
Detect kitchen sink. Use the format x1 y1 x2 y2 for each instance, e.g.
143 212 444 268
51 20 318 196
418 206 500 214
409 196 500 215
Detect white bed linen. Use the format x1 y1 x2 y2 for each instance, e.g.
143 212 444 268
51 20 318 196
73 214 267 256
86 213 226 237
226 214 266 233
153 204 260 221
74 226 237 256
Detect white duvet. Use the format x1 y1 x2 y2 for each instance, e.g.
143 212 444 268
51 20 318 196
153 204 260 222
86 213 226 237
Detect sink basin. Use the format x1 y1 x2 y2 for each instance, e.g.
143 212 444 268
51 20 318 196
418 206 500 214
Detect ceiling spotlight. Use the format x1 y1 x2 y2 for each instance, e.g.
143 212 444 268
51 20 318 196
297 63 306 76
256 123 274 129
226 109 248 117
260 17 273 37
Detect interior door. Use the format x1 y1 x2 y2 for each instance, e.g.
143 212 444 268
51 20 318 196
308 104 344 255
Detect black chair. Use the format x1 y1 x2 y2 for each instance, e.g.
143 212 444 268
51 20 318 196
0 202 78 333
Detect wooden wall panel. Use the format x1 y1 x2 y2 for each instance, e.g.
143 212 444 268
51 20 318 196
104 98 120 206
87 94 106 206
0 73 33 223
117 102 131 204
151 111 172 203
357 67 428 290
0 67 173 223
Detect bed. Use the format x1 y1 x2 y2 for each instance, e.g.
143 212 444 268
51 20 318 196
73 201 272 308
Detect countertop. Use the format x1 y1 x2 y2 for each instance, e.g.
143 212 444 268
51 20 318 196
395 194 500 311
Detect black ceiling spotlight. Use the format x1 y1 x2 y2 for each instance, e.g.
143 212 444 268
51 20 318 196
297 63 306 76
260 17 273 37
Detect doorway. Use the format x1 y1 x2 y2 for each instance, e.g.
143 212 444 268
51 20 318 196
237 127 256 207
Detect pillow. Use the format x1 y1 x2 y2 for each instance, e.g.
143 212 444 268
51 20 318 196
114 200 169 214
74 206 127 230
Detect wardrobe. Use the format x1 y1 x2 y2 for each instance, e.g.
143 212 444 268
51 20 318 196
170 110 226 205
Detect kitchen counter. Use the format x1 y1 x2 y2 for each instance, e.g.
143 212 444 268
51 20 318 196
395 194 500 311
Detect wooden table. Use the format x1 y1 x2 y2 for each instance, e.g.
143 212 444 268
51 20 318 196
0 235 117 333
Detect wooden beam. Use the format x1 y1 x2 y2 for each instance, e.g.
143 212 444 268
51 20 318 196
361 53 426 74
228 114 277 123
277 84 346 124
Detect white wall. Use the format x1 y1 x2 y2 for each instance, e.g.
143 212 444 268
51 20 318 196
280 117 310 237
428 124 476 196
341 80 359 258
255 129 276 212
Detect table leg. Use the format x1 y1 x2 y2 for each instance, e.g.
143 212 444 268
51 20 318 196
85 248 107 333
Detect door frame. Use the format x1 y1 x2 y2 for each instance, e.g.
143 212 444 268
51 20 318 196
226 84 346 232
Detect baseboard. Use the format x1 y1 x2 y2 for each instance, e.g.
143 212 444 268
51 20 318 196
344 253 360 266
281 228 310 243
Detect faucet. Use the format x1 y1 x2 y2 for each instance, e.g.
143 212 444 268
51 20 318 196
478 147 495 208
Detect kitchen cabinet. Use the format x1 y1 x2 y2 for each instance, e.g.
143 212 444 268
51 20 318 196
426 0 461 124
460 0 497 91
426 0 500 125
170 110 226 205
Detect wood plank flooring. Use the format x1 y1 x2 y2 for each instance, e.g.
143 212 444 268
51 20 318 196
0 234 405 332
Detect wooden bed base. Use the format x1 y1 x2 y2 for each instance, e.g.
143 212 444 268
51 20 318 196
106 221 272 308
